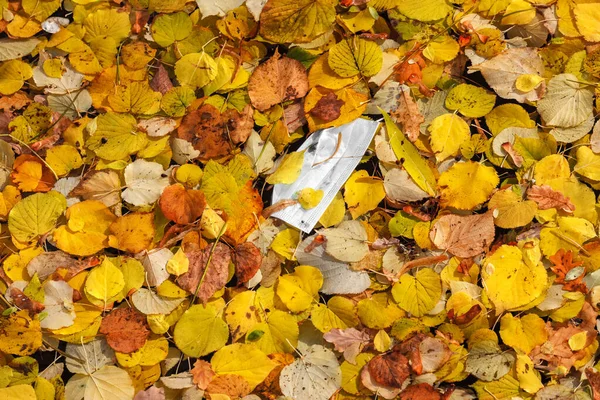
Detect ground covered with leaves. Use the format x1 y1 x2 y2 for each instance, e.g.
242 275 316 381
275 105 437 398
1 0 600 399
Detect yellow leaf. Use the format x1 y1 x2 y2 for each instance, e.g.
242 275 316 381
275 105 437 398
499 313 547 354
8 191 66 243
391 268 442 317
211 343 275 390
482 245 547 313
540 216 597 257
225 291 263 341
107 82 162 115
485 104 536 136
445 84 496 118
298 188 324 209
423 35 460 64
0 60 33 95
319 191 346 228
54 200 116 256
374 330 391 352
174 52 218 90
0 310 42 356
515 74 545 92
515 354 543 394
358 293 404 329
150 12 192 47
259 0 336 44
382 111 437 195
174 304 229 357
341 353 374 394
85 258 125 305
266 151 305 185
166 248 189 276
488 188 537 229
270 228 300 260
501 0 536 25
83 8 131 43
275 265 323 312
574 146 600 181
45 145 83 177
428 113 471 161
308 55 360 90
0 385 37 400
344 170 385 219
396 0 452 21
87 113 148 161
246 310 299 354
574 3 600 42
108 213 155 254
328 37 383 78
438 161 499 210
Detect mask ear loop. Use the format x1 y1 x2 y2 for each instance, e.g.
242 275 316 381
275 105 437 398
312 132 342 167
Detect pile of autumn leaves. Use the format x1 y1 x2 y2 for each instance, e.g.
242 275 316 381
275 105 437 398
2 0 600 399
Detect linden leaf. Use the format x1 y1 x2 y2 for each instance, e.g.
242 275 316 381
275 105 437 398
248 52 309 112
328 37 383 78
212 343 276 390
275 265 323 312
391 268 442 317
343 170 385 219
174 304 229 358
259 0 337 44
428 113 471 161
445 84 496 118
0 310 42 356
8 191 66 243
482 245 547 313
279 345 341 400
437 161 499 210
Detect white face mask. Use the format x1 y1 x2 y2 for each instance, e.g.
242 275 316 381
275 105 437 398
271 118 381 233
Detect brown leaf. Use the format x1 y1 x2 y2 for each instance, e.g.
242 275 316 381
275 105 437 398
9 287 44 315
177 243 232 304
248 51 309 112
391 89 424 142
587 368 600 400
309 92 344 122
159 184 206 225
549 249 586 293
367 350 410 388
176 104 253 161
501 142 523 167
527 184 575 213
233 242 262 283
150 63 173 95
191 360 215 390
283 101 307 132
531 323 591 370
323 327 370 363
227 105 254 144
206 374 251 399
259 250 282 288
133 386 165 400
429 212 495 258
99 307 150 353
400 383 442 400
27 251 96 281
70 170 122 209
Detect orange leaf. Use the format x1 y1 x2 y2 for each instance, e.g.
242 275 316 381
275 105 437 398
99 307 150 353
159 184 206 225
10 154 56 192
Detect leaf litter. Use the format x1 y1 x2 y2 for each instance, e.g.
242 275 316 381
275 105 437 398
1 1 600 399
